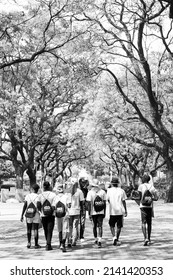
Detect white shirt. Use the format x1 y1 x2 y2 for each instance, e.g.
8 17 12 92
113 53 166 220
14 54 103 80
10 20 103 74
25 192 39 207
106 187 127 215
53 193 71 215
38 191 56 217
138 183 157 208
68 188 84 216
86 188 106 215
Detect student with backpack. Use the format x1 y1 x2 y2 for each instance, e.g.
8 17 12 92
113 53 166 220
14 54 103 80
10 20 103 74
79 177 89 242
20 183 41 249
68 179 84 247
86 179 106 248
107 177 127 246
37 181 56 251
52 184 71 252
138 174 158 246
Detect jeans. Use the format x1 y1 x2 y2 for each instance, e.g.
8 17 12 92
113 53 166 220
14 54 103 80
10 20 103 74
68 215 80 243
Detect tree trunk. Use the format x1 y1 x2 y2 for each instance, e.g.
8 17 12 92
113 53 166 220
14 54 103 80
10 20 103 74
166 167 173 202
15 166 24 202
26 167 36 187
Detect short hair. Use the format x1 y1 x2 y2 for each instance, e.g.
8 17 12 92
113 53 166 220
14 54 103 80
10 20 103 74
141 174 150 183
31 183 39 192
43 181 50 190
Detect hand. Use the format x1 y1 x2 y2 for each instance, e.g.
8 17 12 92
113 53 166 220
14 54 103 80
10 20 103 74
20 216 24 222
124 211 127 217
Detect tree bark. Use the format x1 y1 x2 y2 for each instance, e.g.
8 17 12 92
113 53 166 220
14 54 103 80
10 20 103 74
166 167 173 202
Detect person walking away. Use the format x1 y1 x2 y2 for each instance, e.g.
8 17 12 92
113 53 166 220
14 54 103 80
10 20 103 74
20 183 41 249
52 184 71 252
68 180 84 247
107 177 127 246
79 177 89 242
138 174 158 246
86 179 106 248
37 181 56 251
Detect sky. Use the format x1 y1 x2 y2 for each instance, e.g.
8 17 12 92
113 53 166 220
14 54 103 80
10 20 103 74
0 0 31 12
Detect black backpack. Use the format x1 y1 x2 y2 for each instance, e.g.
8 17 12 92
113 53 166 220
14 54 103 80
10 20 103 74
25 200 36 218
94 195 105 212
141 186 153 206
42 194 53 216
55 200 66 218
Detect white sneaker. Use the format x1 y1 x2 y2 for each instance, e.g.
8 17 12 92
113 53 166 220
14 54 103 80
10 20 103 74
80 238 85 243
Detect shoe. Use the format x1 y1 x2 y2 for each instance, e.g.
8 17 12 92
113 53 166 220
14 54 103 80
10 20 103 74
62 246 66 252
27 243 31 249
113 239 117 246
98 242 102 248
46 244 53 251
94 240 98 245
143 239 149 246
80 238 85 243
59 244 63 250
68 243 72 248
34 245 41 249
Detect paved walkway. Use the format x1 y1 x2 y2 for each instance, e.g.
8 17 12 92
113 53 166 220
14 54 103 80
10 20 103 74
0 200 173 260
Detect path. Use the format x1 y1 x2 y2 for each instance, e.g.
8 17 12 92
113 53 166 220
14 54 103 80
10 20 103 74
0 200 173 260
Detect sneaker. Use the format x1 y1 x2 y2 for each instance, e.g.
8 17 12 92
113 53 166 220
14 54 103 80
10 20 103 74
59 244 63 250
46 244 53 251
34 245 41 249
62 246 66 252
94 240 98 245
143 239 149 246
80 238 85 243
113 239 117 246
116 240 121 246
68 243 72 248
98 242 102 248
27 243 31 249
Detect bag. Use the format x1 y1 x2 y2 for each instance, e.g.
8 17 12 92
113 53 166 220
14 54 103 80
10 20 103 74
42 198 53 216
141 187 153 206
25 202 36 218
55 200 66 218
94 195 105 212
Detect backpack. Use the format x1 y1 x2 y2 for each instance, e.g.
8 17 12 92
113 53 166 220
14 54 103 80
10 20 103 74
55 200 66 218
141 186 153 206
25 200 37 218
42 194 53 216
94 195 105 212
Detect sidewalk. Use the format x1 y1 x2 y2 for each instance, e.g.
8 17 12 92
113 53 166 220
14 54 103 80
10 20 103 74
0 200 173 259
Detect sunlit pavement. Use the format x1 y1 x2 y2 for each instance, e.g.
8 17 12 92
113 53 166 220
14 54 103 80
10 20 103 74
0 200 173 260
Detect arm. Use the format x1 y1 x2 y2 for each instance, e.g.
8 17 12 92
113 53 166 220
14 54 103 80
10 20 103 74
122 200 127 217
20 201 27 222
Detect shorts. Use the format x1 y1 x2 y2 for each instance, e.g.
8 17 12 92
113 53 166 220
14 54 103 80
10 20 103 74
109 215 123 228
140 207 152 224
92 214 104 227
26 212 41 224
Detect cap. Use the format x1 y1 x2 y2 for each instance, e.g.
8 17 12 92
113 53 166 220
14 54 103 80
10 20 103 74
111 177 119 185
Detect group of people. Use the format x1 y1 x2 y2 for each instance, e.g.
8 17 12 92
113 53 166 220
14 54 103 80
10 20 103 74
20 174 158 252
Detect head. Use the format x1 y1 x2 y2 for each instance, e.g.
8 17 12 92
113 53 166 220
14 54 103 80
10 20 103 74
43 181 51 191
111 177 119 187
141 174 150 184
90 179 99 189
57 184 64 194
31 183 40 193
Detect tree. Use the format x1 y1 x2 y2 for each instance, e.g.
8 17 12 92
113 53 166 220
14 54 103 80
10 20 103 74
78 0 173 201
